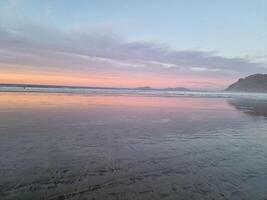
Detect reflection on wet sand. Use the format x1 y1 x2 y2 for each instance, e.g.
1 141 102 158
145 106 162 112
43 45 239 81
0 92 232 110
0 92 267 200
228 98 267 117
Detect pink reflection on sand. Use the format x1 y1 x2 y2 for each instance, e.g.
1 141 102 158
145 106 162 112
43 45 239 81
0 92 232 111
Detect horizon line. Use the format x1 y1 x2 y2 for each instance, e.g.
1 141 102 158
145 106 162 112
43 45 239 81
0 83 213 91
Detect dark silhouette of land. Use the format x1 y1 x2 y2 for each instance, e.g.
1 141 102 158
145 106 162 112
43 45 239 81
226 74 267 93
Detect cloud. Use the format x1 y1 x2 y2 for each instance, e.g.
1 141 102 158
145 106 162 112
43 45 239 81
0 20 266 88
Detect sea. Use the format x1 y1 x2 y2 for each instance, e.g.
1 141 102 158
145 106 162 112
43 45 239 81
0 87 267 200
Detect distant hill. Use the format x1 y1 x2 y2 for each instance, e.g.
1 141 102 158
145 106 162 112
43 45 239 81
163 87 191 91
135 86 191 91
135 86 154 90
225 74 267 92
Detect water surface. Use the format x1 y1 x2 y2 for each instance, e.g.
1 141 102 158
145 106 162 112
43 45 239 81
0 92 267 200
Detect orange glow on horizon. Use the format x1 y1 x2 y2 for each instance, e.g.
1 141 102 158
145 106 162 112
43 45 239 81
0 66 232 89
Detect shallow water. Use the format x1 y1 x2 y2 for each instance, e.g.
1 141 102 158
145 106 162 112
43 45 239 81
0 92 267 200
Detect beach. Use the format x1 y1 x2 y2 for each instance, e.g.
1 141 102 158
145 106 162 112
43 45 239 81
0 91 267 200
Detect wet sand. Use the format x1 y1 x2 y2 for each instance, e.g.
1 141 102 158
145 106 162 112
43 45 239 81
0 92 267 200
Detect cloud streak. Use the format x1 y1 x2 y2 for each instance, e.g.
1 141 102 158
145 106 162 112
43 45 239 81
0 20 266 89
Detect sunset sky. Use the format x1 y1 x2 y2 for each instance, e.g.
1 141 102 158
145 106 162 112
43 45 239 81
0 0 267 90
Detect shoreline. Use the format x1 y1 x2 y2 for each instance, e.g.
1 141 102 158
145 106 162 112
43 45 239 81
1 87 267 100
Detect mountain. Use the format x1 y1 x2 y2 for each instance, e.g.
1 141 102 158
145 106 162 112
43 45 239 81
225 74 267 92
135 86 191 91
163 87 191 91
135 86 154 90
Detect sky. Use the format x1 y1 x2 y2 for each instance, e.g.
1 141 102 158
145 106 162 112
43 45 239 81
0 0 267 90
